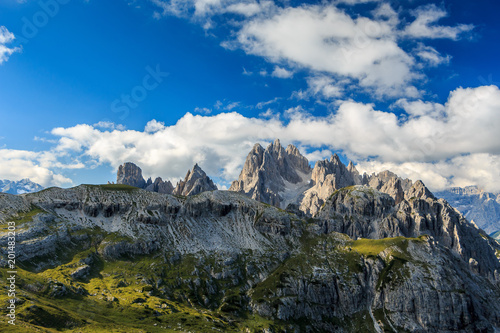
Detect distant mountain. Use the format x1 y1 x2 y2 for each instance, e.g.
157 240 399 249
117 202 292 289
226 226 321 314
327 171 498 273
435 186 500 234
490 230 500 240
116 162 216 196
0 178 43 194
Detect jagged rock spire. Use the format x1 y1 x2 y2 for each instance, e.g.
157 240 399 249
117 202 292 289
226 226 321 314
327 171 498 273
117 162 146 188
173 164 217 196
229 139 312 208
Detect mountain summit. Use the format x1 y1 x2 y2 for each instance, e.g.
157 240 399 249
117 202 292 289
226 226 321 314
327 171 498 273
229 141 417 216
116 162 216 196
229 139 312 207
172 163 217 196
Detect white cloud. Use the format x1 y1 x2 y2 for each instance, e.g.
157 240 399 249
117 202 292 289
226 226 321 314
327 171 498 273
150 0 270 18
335 0 380 4
194 107 212 114
150 2 474 99
271 66 293 79
94 121 127 131
0 149 72 187
414 43 450 67
0 26 21 65
144 119 165 133
226 2 262 17
234 4 416 97
41 85 500 192
224 101 240 111
394 98 445 118
304 75 343 99
404 4 474 40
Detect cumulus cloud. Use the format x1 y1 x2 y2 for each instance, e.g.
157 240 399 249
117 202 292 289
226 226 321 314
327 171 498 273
234 4 415 97
35 85 500 192
414 43 450 67
404 4 474 40
303 75 344 99
150 1 472 99
144 119 166 133
0 26 21 64
271 66 293 79
0 149 73 187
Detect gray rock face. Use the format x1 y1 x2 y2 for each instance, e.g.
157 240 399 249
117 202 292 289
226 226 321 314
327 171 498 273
300 154 362 216
436 186 500 234
365 170 413 204
116 162 215 196
229 139 312 208
230 141 421 215
317 185 500 285
172 164 218 196
145 177 174 194
0 184 499 331
116 162 146 188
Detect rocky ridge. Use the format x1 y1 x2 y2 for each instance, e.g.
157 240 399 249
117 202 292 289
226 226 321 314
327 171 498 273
230 141 418 217
0 180 499 331
229 139 312 207
1 140 500 332
116 162 216 196
172 164 218 196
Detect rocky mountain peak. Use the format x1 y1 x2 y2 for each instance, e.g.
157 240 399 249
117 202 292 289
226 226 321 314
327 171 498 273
230 139 312 208
116 162 215 196
330 153 341 164
301 155 363 215
406 180 435 200
144 177 174 194
173 164 217 197
117 162 146 188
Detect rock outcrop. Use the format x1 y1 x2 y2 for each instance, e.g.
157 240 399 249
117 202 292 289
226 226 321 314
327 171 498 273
231 141 434 217
317 184 500 284
172 164 218 196
299 154 362 215
229 139 312 208
144 177 174 194
116 162 146 188
116 162 215 196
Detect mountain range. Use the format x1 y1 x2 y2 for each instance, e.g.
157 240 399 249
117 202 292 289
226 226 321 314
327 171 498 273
0 141 499 332
0 179 43 195
435 186 500 237
116 162 217 196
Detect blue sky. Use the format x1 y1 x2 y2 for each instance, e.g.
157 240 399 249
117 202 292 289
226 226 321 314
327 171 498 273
0 0 499 192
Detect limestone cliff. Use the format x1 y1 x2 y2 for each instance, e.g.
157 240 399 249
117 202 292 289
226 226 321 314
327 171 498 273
0 184 498 332
116 162 215 196
229 139 312 208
